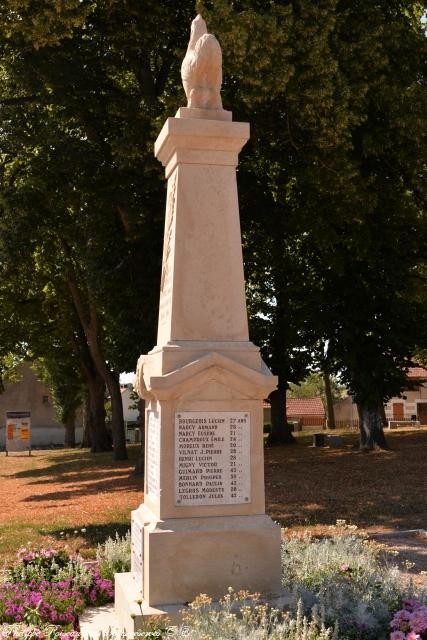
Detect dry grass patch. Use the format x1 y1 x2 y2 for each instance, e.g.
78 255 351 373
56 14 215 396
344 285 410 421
265 427 427 534
0 446 143 567
1 429 426 569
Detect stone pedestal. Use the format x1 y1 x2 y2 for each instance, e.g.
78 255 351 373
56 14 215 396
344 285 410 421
115 108 282 631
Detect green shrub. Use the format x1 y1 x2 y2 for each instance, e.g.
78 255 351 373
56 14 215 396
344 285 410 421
281 524 426 640
96 531 131 580
169 590 337 640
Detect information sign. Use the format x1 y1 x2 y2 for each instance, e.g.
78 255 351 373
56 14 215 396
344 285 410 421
6 411 31 455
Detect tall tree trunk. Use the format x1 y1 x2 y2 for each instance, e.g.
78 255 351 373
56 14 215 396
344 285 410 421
323 371 336 429
268 380 295 445
66 268 128 460
64 411 76 448
357 402 389 450
107 371 128 460
80 393 92 448
87 374 112 453
134 398 146 475
84 325 127 459
75 332 112 452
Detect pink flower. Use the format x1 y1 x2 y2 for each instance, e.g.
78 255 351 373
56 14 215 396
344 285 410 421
404 600 423 612
406 633 420 640
340 563 351 572
390 631 406 640
409 607 427 634
391 610 411 628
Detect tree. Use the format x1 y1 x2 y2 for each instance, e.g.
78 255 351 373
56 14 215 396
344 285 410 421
34 357 83 448
199 0 361 443
201 0 427 450
288 370 345 429
314 0 427 449
0 1 197 460
288 372 343 401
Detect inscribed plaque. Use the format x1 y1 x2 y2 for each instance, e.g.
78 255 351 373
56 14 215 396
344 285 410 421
146 411 160 500
175 411 251 506
131 514 143 586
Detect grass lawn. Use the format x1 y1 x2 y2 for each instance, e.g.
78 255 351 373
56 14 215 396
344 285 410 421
266 427 427 534
0 446 143 568
1 428 426 569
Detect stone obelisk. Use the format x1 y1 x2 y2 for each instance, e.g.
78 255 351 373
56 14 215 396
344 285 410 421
115 14 282 632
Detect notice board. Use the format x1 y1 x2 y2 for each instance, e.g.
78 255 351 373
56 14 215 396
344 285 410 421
6 411 31 455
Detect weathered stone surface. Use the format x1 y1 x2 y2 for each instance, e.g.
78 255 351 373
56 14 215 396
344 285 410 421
118 17 281 628
181 14 223 111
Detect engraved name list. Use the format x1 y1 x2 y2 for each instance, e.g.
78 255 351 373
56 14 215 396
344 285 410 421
175 411 251 506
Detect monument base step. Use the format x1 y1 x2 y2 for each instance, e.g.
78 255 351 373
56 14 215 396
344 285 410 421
131 509 283 606
79 576 184 639
114 572 187 636
85 572 291 639
80 573 292 639
79 604 120 639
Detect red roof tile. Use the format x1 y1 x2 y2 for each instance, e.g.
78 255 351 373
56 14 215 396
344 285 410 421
286 397 325 417
407 367 427 378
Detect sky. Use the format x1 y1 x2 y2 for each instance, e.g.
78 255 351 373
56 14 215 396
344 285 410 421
120 371 135 385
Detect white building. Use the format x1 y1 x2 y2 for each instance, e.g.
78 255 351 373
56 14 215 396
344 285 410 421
332 366 427 427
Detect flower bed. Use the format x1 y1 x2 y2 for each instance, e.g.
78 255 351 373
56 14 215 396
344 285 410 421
0 525 426 639
0 546 114 637
0 623 80 639
390 599 427 640
280 523 427 640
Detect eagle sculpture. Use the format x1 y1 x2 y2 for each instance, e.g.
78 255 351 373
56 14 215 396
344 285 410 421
181 14 223 110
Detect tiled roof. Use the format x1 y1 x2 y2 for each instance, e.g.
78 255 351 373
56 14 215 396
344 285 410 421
407 367 427 378
286 397 325 417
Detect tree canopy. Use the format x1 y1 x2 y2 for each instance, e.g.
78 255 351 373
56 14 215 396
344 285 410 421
1 0 426 453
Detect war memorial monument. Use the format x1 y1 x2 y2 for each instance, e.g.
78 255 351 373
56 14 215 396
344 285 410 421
114 14 283 634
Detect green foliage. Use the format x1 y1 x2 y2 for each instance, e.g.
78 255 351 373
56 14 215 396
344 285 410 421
1 0 426 452
96 531 131 581
281 525 426 639
199 0 427 444
7 548 92 590
33 358 83 426
172 590 337 640
288 373 344 403
0 1 197 457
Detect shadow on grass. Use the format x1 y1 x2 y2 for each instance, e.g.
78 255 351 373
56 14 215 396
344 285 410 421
10 446 141 482
264 430 427 531
23 468 136 487
21 477 142 502
49 522 130 546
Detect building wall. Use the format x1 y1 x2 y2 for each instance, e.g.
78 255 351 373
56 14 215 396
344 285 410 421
333 384 427 426
263 407 325 427
121 387 139 423
0 363 83 447
0 426 84 448
385 385 427 423
333 396 359 428
292 415 326 429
